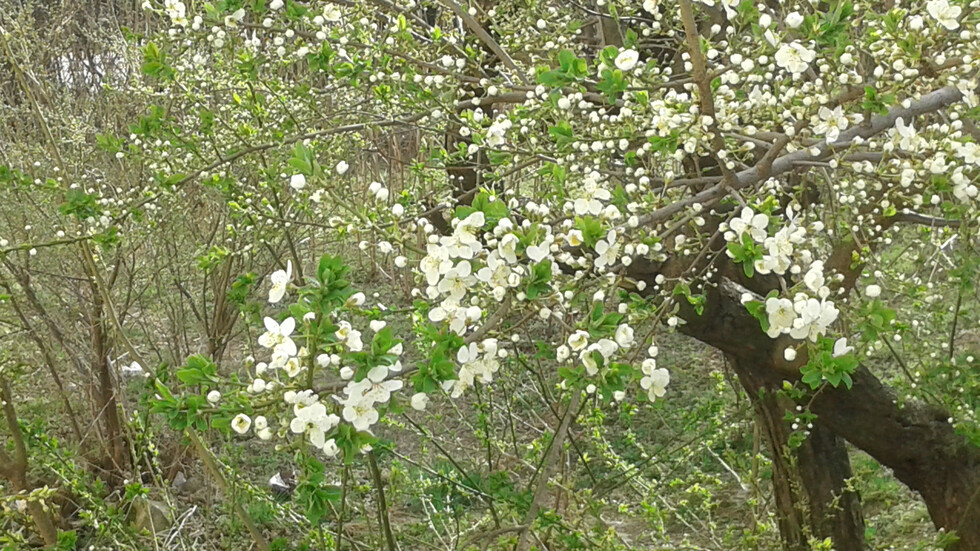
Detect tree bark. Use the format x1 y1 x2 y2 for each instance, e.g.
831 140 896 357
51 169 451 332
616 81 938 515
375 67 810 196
672 278 980 549
1 377 60 547
732 356 865 551
89 285 127 479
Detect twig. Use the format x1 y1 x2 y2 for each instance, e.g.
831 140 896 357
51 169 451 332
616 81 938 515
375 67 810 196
185 428 271 551
516 390 582 551
368 452 398 551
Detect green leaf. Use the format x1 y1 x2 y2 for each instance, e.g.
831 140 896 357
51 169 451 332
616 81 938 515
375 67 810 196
470 191 510 229
548 122 575 149
526 260 553 300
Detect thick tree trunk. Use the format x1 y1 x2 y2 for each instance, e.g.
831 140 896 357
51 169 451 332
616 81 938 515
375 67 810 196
812 366 980 550
673 278 980 549
733 356 865 551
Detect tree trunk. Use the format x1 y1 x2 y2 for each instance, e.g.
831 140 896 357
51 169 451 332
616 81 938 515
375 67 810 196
732 356 865 551
1 377 60 547
673 278 980 549
811 366 980 550
90 286 127 479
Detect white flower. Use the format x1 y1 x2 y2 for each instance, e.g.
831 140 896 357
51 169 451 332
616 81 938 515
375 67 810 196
954 142 980 165
224 8 245 27
729 207 769 243
476 251 514 290
614 325 634 348
281 356 304 378
248 378 267 393
526 242 549 263
345 330 363 352
568 330 590 351
893 118 923 151
258 317 297 356
346 292 366 307
322 439 340 457
765 297 796 338
342 398 379 432
498 234 520 264
952 178 979 202
289 174 306 190
268 260 292 303
803 261 825 294
231 413 252 434
865 284 881 298
643 0 658 13
786 11 804 28
581 349 600 375
421 244 454 285
594 231 620 269
596 338 618 358
254 416 268 431
790 299 839 342
270 0 283 9
640 368 670 402
614 49 640 71
784 347 797 361
437 261 476 301
290 402 340 448
323 5 342 22
411 392 429 411
359 366 404 404
486 120 511 147
927 0 961 30
556 345 570 362
336 161 350 175
207 390 221 404
429 302 480 336
833 338 854 358
774 42 815 75
640 358 657 375
814 106 848 143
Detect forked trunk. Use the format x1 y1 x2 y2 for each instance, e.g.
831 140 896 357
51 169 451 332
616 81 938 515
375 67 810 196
733 356 865 551
677 280 980 549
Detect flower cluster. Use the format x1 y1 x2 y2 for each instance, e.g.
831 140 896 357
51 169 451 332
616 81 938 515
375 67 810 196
421 211 527 334
448 339 503 397
764 294 840 343
723 207 819 276
287 391 341 455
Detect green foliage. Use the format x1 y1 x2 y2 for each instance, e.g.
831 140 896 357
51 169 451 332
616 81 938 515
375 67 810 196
58 189 99 220
726 233 764 277
800 337 859 389
862 86 897 115
141 42 174 80
525 259 552 300
536 50 588 87
856 299 897 342
454 191 510 229
294 454 341 524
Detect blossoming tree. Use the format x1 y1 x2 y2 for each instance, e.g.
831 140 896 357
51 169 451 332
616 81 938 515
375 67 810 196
1 0 979 549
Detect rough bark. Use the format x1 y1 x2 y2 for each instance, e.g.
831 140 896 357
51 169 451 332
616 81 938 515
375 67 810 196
733 356 865 551
671 278 980 549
